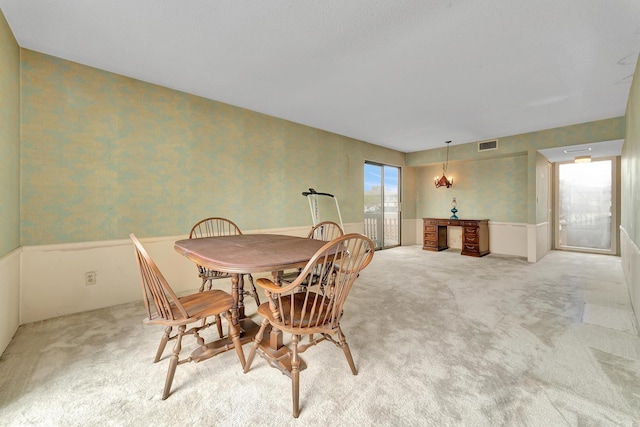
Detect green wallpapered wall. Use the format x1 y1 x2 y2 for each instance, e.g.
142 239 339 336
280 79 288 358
622 55 640 245
535 152 550 225
409 117 625 224
20 50 406 245
8 23 634 248
416 154 528 222
0 10 20 256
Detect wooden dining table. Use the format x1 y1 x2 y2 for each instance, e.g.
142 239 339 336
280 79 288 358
174 233 331 367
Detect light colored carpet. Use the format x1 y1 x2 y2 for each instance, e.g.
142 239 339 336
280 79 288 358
1 247 639 426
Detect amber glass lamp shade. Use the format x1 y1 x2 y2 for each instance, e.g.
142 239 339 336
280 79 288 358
435 174 453 188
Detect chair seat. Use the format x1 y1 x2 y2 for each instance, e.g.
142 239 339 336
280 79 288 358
145 289 234 326
256 292 334 332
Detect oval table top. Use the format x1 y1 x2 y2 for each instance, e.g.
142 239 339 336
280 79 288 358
174 234 330 274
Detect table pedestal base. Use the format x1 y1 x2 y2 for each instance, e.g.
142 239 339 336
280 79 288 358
254 328 306 377
190 318 260 363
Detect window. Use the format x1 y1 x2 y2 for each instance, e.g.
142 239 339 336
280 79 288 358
555 158 616 254
364 162 401 250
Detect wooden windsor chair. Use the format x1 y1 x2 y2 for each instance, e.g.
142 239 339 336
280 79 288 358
243 233 374 418
280 220 344 286
130 233 245 400
189 217 261 335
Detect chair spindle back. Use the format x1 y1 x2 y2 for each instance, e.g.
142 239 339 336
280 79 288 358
130 234 188 322
189 217 243 239
271 233 374 333
307 220 344 242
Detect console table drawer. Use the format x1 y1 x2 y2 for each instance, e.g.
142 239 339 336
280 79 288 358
423 239 438 251
437 220 460 226
425 232 438 241
463 234 479 244
424 225 436 233
463 227 477 235
462 244 479 255
460 220 479 227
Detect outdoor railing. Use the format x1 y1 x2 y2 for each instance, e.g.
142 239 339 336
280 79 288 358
364 214 399 247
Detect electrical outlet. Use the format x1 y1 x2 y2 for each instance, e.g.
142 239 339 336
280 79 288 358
85 271 97 286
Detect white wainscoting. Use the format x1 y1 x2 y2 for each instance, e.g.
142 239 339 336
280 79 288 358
527 222 551 262
492 222 529 258
18 224 363 326
0 248 21 356
14 219 545 331
620 226 640 327
21 236 191 325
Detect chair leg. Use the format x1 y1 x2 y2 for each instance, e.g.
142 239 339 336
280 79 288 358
227 312 246 368
199 277 213 292
337 327 357 375
291 334 301 418
215 314 224 338
154 326 172 363
243 318 270 373
246 274 260 306
162 325 185 400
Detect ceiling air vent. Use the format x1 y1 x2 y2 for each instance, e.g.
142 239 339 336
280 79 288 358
478 139 498 152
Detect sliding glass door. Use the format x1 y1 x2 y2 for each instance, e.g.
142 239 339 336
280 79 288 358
555 158 616 254
364 162 401 250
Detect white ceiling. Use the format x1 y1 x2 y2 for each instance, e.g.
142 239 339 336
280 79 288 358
1 0 638 153
538 139 624 162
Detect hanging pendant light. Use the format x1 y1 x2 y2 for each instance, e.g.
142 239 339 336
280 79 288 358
435 140 454 188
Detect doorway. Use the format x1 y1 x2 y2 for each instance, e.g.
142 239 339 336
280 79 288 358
555 158 617 254
364 162 401 250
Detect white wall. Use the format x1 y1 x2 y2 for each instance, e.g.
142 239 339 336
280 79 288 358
19 219 535 328
620 226 640 326
0 248 20 354
4 218 543 357
493 222 529 258
402 218 417 245
18 223 364 326
20 236 193 324
527 222 551 262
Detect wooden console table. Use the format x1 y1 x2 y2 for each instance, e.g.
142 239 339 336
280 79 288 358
422 218 490 257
